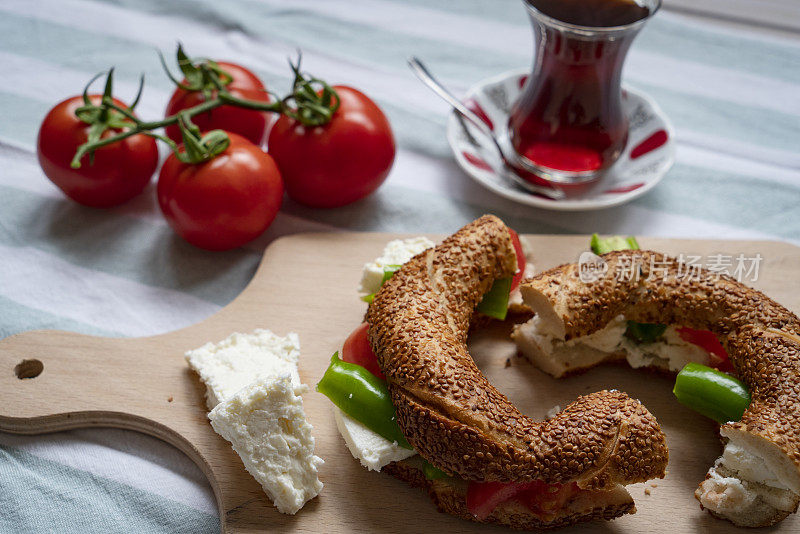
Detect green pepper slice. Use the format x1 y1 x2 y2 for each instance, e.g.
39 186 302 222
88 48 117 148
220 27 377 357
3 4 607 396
625 321 667 344
316 352 412 449
591 234 640 255
361 264 404 303
673 362 750 424
422 460 449 480
381 264 402 284
476 277 512 321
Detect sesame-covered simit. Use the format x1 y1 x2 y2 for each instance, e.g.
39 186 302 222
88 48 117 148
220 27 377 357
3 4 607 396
365 216 669 489
520 250 800 527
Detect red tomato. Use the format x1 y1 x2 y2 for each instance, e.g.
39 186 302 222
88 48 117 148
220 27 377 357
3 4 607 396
508 228 526 292
37 95 159 208
341 322 385 379
467 481 530 520
157 133 283 251
466 480 578 520
165 62 272 147
268 86 395 208
677 327 733 372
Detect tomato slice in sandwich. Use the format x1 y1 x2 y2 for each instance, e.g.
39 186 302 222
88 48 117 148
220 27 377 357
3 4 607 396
676 327 732 373
341 322 385 379
509 228 526 292
466 479 579 520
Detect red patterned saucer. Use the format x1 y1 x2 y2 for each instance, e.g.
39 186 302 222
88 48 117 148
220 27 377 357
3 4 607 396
447 69 675 211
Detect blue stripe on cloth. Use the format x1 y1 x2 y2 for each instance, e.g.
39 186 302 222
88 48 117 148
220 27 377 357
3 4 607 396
630 82 800 154
0 445 219 534
633 163 800 241
0 15 454 158
0 93 50 149
378 0 537 23
281 183 572 234
3 7 798 160
634 17 800 86
0 185 261 307
384 0 800 84
0 12 177 92
81 0 531 85
0 295 121 339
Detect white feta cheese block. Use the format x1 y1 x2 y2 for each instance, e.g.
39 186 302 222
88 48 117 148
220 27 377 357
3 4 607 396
359 236 434 294
334 408 416 471
209 376 324 515
186 330 304 410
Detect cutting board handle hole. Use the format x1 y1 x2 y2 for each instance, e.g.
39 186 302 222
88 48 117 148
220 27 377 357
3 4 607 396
15 359 43 379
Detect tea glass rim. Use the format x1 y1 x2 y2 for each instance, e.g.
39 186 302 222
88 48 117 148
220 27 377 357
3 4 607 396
522 0 662 36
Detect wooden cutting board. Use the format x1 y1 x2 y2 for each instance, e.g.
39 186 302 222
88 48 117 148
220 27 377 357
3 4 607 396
2 233 800 534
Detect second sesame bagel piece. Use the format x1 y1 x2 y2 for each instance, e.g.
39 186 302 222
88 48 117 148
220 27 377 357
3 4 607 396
518 250 800 527
366 216 668 493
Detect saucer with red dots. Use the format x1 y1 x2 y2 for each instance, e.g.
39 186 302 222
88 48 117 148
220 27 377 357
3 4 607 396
447 69 675 211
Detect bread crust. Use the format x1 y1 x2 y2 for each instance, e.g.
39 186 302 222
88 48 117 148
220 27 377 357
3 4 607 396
366 216 668 491
520 249 800 525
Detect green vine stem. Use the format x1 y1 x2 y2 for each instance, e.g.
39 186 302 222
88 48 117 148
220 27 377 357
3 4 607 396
71 45 340 168
280 52 341 127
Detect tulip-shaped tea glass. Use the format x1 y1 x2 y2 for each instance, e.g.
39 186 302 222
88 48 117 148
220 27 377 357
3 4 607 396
508 0 661 185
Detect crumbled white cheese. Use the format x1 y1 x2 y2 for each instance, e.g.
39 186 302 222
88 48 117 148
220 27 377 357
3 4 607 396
697 465 758 513
209 377 323 515
515 314 710 377
186 330 304 410
722 441 788 489
580 315 629 353
695 424 800 523
359 237 434 294
334 409 416 471
621 325 708 371
513 315 609 376
697 463 798 516
187 330 324 514
718 427 800 493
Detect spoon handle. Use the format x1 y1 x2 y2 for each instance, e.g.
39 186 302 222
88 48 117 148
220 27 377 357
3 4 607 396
408 57 495 141
408 57 565 201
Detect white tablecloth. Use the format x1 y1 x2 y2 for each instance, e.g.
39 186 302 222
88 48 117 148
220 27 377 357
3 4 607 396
1 0 799 531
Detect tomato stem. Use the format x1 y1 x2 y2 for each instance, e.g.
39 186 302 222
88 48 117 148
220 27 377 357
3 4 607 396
279 52 341 127
70 45 339 168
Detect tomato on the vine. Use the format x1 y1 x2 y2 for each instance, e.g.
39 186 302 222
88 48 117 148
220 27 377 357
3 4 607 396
165 62 272 147
268 85 395 208
157 133 283 251
37 95 159 208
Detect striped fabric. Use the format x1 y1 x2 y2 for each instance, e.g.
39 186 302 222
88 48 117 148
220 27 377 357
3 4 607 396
1 0 798 531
